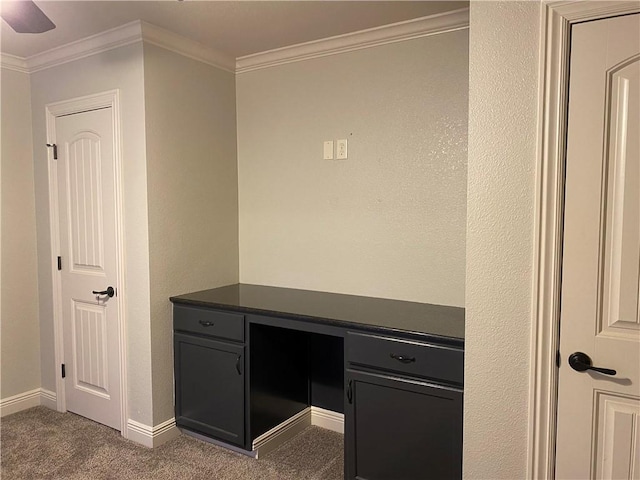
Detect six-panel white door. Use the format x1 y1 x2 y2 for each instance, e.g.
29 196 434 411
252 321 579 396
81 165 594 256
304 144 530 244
56 107 121 430
556 13 640 480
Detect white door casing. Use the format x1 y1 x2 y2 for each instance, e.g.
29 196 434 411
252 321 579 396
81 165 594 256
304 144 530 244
529 3 640 478
556 13 639 480
46 91 128 434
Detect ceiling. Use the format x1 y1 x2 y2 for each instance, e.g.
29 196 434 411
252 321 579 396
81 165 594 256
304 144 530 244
0 1 468 59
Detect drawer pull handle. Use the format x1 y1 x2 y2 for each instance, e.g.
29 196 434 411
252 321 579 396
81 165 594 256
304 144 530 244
347 380 353 404
198 320 215 327
390 353 416 364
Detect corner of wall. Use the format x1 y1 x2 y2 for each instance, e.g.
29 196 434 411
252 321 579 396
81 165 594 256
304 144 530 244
125 417 180 448
141 44 239 426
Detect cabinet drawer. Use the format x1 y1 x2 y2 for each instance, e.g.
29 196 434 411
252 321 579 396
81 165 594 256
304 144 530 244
346 332 463 385
174 305 244 342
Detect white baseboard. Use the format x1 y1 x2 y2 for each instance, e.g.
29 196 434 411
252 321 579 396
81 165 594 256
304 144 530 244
311 406 344 434
181 406 343 458
124 406 343 451
126 417 180 448
1 388 58 417
1 389 41 417
252 407 312 458
250 406 343 457
40 389 57 410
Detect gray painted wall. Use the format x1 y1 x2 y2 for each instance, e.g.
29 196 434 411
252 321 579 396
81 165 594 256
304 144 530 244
143 43 239 425
2 5 553 475
237 31 469 308
1 67 41 400
464 1 541 478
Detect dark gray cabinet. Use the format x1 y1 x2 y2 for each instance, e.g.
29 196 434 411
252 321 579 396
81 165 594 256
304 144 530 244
171 284 465 477
345 370 462 480
173 306 245 447
345 332 463 480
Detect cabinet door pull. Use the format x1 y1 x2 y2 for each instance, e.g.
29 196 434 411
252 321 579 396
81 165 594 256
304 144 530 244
347 380 353 404
235 355 242 375
390 353 416 364
199 320 215 327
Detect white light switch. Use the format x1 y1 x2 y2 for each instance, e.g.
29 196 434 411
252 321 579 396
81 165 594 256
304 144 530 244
337 139 348 159
323 141 334 160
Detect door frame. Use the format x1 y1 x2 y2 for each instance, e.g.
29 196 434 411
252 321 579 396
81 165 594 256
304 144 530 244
529 2 640 478
45 89 129 435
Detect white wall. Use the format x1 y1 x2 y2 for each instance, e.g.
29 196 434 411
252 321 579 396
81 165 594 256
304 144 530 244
142 43 239 424
237 31 468 307
464 1 541 478
0 67 41 399
29 44 154 425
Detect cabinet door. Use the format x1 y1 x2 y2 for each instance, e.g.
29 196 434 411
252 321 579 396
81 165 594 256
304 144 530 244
345 369 462 480
174 333 244 446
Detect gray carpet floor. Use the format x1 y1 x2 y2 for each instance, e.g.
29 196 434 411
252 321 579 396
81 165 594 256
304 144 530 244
0 407 343 479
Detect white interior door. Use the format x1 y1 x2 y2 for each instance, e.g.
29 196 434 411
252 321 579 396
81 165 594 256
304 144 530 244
56 107 121 430
556 14 640 480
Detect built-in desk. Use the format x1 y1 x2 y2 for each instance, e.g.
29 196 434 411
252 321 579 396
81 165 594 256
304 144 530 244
170 283 464 480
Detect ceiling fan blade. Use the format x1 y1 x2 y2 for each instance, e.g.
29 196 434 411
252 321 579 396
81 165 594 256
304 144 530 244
1 0 55 33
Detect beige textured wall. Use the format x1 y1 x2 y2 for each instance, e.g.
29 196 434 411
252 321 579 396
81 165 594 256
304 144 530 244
0 67 41 399
29 44 154 425
464 1 541 477
142 44 239 425
237 31 468 307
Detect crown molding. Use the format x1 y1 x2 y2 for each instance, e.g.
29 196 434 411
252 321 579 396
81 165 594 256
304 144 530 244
4 20 235 75
236 7 469 74
3 8 469 75
0 53 29 74
140 21 235 73
27 21 143 73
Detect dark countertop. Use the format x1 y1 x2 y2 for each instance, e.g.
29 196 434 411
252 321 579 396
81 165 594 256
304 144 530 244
170 284 464 347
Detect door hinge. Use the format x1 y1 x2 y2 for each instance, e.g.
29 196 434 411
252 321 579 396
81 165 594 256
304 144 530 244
61 364 66 378
57 256 62 271
46 143 58 160
556 350 561 368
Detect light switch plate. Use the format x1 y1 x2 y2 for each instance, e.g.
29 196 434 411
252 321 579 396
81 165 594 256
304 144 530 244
336 139 348 159
323 141 334 160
